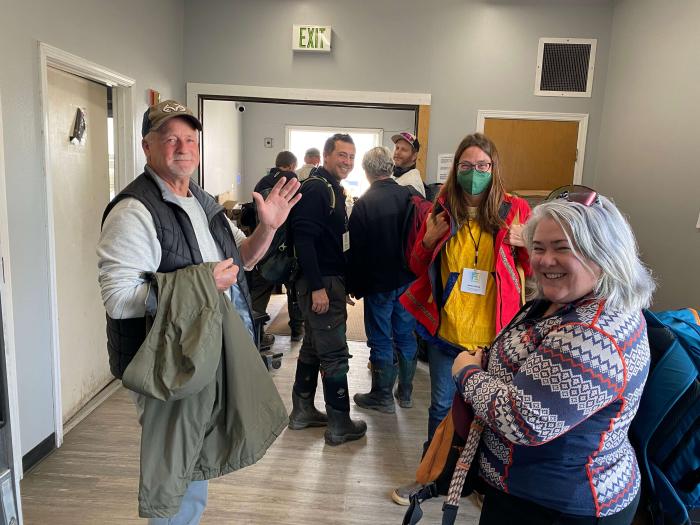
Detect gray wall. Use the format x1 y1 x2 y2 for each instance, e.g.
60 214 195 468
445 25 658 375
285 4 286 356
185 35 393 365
594 0 700 309
183 0 614 183
239 102 415 198
0 0 185 454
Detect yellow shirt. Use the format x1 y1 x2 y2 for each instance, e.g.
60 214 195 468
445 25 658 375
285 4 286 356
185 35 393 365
437 212 496 351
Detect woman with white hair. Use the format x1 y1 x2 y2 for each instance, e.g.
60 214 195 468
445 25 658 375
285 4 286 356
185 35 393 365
452 186 655 524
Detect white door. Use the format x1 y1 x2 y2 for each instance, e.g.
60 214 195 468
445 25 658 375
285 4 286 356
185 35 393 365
46 67 113 423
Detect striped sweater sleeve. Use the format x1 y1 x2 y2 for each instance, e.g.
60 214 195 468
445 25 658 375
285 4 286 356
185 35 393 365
455 322 626 446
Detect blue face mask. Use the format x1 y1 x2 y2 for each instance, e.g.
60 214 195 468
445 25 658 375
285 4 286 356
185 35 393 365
457 169 492 195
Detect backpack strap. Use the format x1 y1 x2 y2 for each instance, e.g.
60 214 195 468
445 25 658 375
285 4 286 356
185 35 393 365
441 417 484 525
402 484 439 525
300 175 336 214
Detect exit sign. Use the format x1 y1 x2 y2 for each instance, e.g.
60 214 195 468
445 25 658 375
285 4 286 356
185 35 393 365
292 25 332 52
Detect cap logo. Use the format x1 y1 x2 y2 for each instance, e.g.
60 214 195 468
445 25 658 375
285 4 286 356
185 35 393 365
162 102 187 113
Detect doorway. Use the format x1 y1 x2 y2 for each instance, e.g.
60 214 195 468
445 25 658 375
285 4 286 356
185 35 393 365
39 43 135 447
46 66 113 425
188 84 431 198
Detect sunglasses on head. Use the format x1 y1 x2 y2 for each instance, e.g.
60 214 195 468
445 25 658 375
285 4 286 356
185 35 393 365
545 185 600 206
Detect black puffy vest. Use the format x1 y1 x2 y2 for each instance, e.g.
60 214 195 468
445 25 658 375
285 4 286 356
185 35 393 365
101 171 253 378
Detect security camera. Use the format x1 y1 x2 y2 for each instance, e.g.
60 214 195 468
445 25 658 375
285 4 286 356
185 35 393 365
236 103 246 113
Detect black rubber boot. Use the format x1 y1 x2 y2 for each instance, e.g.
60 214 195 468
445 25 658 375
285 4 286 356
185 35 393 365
289 361 327 429
324 405 367 446
288 390 327 430
322 374 366 446
394 354 418 408
353 364 398 414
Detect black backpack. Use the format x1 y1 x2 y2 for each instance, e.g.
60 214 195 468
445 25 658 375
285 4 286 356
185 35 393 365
256 173 335 284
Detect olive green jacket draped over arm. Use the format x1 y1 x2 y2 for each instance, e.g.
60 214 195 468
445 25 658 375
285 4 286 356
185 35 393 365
122 263 288 518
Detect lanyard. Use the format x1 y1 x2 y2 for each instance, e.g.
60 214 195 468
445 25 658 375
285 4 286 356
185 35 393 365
466 218 482 268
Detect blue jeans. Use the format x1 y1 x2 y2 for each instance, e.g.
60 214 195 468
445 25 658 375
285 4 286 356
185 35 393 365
364 285 417 368
427 343 456 442
147 479 208 524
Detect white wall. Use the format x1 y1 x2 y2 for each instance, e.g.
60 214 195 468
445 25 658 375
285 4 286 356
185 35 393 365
183 0 614 183
0 0 185 455
594 0 700 309
202 99 243 198
239 102 415 199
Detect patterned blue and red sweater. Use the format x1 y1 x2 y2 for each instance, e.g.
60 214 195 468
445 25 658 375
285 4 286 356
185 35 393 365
455 297 650 517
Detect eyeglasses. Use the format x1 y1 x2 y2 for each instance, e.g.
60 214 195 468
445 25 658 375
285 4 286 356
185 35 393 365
545 184 600 206
457 161 492 172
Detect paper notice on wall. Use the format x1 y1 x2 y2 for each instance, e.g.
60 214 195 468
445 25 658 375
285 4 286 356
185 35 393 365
437 154 454 183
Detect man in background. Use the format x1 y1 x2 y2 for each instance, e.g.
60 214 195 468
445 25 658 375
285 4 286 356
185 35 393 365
296 147 321 181
248 150 305 343
391 131 425 197
347 146 418 414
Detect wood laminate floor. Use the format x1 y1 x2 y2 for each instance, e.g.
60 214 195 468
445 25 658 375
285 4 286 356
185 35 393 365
20 296 480 524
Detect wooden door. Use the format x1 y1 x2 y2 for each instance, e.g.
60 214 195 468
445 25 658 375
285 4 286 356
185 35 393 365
484 118 578 197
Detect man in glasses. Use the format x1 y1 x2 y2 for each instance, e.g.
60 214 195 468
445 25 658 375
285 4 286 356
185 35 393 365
391 131 426 198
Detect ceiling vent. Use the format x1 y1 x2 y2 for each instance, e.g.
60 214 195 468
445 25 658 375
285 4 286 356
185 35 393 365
535 38 597 98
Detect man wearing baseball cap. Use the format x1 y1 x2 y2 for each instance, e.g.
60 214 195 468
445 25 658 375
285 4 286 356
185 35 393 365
391 131 426 198
97 99 300 523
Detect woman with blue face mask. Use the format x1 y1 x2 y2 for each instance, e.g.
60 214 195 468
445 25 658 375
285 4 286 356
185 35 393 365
393 132 532 506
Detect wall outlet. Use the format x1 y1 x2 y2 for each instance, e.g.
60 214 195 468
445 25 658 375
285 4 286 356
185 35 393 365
264 137 273 148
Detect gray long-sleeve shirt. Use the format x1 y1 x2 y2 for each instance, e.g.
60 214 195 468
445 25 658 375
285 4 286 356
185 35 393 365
96 168 249 327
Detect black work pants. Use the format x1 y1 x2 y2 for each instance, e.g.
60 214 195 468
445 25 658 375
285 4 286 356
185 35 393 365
246 267 303 332
296 275 350 377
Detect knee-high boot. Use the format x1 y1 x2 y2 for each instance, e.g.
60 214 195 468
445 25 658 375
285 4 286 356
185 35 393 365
288 360 327 430
394 353 418 408
322 373 367 446
353 364 398 413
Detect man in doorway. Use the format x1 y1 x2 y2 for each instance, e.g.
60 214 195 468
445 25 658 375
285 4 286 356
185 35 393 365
295 147 321 181
247 150 305 343
347 146 418 414
391 131 425 197
97 99 300 524
287 133 367 446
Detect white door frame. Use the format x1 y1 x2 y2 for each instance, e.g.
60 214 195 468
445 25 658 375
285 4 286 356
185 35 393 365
187 83 431 188
187 83 431 109
476 110 589 184
0 90 24 521
38 42 135 447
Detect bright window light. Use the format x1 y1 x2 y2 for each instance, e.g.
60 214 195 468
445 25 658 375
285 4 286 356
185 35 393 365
286 125 383 198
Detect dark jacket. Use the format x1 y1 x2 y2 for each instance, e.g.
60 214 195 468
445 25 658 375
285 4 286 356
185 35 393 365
347 178 415 298
254 167 297 194
100 170 253 379
289 166 347 291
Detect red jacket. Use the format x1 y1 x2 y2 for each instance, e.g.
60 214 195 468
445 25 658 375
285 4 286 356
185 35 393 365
400 193 531 337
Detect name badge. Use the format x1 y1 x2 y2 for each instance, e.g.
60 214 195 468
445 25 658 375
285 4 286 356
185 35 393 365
342 231 350 252
461 268 488 295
